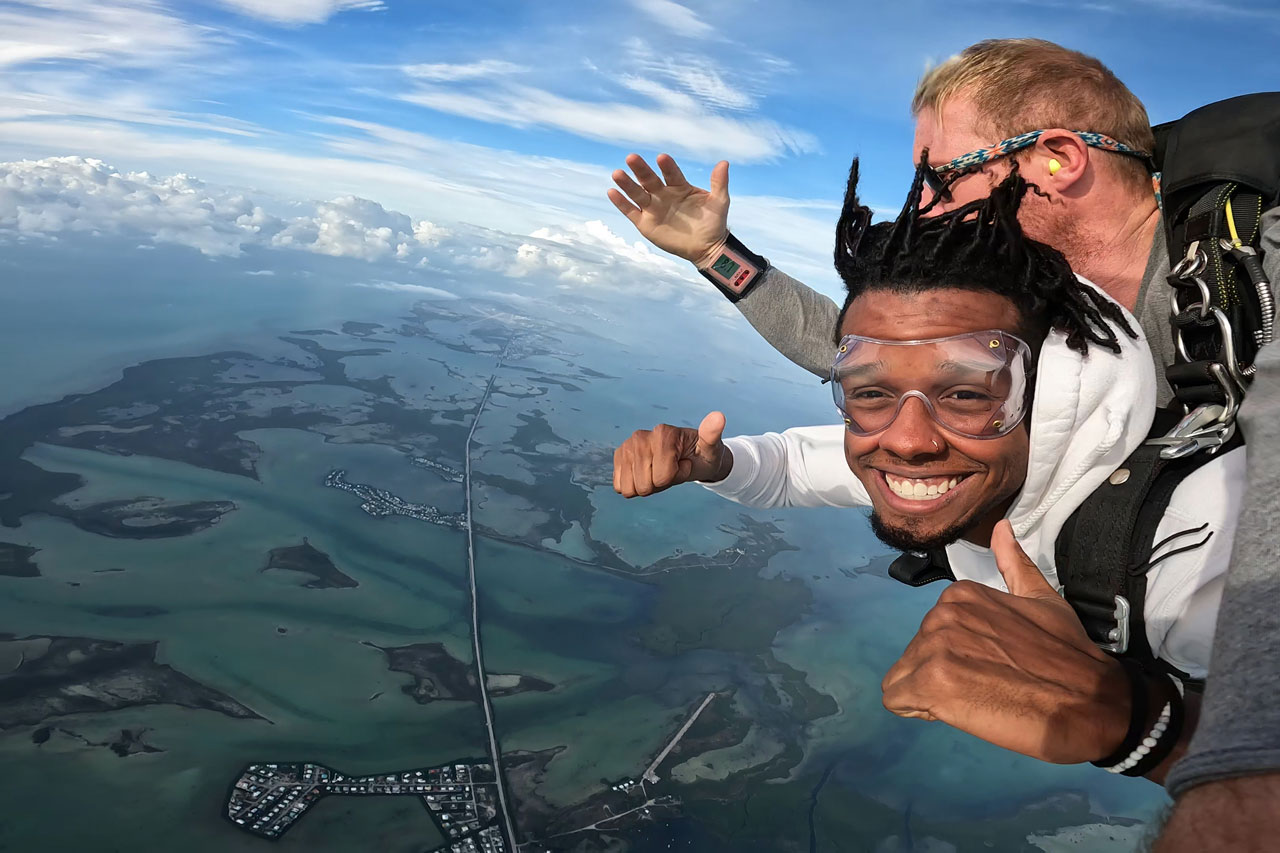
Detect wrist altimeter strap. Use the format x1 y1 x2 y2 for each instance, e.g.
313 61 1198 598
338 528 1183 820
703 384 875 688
698 232 768 303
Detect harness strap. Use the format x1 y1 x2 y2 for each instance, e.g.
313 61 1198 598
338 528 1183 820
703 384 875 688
887 549 954 587
1055 407 1241 680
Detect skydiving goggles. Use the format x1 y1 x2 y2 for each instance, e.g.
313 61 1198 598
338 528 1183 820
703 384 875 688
831 330 1034 439
922 130 1157 202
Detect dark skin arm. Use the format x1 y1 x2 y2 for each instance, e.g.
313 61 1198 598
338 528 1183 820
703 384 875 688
881 520 1195 780
1155 773 1280 851
612 411 731 498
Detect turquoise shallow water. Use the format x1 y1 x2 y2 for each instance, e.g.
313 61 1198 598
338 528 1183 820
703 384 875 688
0 235 1169 851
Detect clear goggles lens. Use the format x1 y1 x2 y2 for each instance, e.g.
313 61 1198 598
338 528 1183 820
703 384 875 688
831 331 1033 439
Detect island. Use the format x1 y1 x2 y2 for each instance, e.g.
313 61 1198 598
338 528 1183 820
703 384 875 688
366 641 554 705
262 538 358 589
0 635 266 730
0 542 39 577
67 496 237 539
224 760 508 851
35 725 164 757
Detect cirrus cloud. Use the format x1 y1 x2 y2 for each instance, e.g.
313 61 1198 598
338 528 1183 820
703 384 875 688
215 0 385 25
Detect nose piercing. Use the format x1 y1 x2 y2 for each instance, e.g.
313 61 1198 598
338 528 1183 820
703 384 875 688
931 439 940 451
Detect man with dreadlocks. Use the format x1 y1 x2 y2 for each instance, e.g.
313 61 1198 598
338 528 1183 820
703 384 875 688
610 38 1280 828
612 162 1245 782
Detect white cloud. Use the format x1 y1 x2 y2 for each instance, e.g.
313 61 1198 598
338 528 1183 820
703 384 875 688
354 280 457 299
0 72 262 137
402 60 528 82
630 0 715 38
400 81 817 163
659 62 754 111
0 117 607 236
271 195 425 261
0 157 732 316
0 0 204 69
216 0 385 25
621 38 786 113
0 156 270 256
0 156 442 262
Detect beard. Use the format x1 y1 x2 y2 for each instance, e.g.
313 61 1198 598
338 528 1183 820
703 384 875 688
869 510 971 554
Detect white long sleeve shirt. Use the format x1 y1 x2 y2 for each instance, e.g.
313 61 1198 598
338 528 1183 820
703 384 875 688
706 424 1241 679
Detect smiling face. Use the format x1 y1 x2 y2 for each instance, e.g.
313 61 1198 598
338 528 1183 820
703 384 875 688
839 288 1033 551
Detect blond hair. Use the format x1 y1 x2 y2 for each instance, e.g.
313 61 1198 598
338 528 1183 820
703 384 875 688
912 39 1155 192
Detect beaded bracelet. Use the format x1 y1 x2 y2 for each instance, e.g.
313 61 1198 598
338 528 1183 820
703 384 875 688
1091 659 1185 777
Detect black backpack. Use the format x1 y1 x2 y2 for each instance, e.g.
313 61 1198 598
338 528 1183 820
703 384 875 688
1156 92 1280 422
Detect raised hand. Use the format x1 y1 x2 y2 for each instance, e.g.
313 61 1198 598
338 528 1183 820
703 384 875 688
613 411 732 498
880 520 1131 764
608 153 730 267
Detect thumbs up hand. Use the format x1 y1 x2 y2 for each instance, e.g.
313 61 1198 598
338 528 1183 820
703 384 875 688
991 520 1065 602
880 521 1133 765
613 411 733 498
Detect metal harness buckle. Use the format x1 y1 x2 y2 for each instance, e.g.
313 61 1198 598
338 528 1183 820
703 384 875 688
1099 595 1131 654
1146 395 1238 459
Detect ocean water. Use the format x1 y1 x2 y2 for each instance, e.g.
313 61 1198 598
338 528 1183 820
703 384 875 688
0 235 1169 851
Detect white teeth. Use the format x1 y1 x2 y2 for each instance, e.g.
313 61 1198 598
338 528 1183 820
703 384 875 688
885 474 964 502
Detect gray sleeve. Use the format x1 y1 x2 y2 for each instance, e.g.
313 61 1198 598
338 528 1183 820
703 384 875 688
734 266 842 378
1166 207 1280 796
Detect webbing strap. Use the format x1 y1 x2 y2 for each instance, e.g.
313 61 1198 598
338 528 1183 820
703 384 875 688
1055 408 1240 677
887 549 954 587
1057 440 1166 664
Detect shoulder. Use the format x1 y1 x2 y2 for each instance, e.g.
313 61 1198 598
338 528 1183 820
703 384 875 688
1262 205 1280 279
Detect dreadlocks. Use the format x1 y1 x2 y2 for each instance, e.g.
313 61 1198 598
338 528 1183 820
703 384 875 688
833 155 1135 354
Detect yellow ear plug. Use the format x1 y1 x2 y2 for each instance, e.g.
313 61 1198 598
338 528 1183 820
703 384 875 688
1048 158 1062 175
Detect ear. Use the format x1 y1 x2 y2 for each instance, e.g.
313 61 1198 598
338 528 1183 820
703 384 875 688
1031 129 1091 196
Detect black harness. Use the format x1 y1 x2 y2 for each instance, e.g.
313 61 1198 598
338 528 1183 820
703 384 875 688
1157 93 1279 443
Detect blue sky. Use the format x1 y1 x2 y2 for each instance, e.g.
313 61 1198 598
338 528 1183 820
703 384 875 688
1 0 1279 290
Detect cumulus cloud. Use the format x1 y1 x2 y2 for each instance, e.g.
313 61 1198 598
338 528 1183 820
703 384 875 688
0 157 735 313
270 195 438 261
446 219 735 319
0 156 271 256
216 0 385 25
0 157 442 261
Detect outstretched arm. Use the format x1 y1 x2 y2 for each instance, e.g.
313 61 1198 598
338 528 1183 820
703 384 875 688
704 424 868 508
612 416 866 509
609 153 842 377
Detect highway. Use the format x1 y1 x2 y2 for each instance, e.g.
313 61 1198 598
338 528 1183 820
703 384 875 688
465 337 518 850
